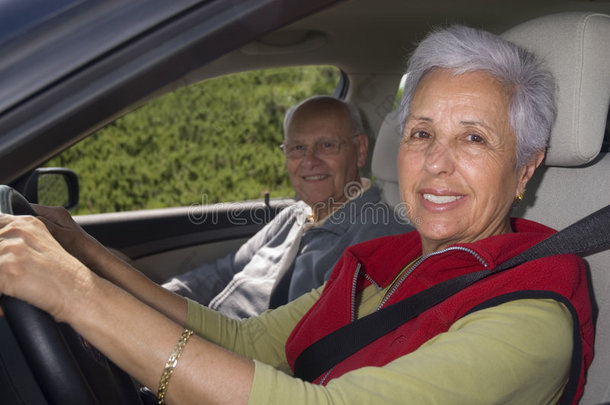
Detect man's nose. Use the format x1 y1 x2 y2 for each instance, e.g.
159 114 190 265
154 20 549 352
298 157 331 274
300 145 322 167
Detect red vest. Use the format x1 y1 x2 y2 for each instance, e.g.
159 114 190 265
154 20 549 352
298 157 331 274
285 218 594 404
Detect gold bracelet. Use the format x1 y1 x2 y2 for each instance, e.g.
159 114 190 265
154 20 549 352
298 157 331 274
157 329 194 405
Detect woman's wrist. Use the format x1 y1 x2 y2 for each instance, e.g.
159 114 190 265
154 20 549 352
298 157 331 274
74 234 117 274
54 259 106 324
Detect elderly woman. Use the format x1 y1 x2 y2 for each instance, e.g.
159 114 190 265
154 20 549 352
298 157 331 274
0 25 594 405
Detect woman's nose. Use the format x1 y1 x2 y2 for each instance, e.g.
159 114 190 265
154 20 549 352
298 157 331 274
424 139 455 176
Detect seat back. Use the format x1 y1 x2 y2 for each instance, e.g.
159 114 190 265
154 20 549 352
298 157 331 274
371 108 402 209
502 12 610 404
371 12 610 404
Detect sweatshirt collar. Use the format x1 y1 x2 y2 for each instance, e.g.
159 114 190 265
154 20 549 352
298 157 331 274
343 217 557 288
304 178 376 231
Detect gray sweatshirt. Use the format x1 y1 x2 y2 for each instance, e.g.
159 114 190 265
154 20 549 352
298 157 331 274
163 185 412 318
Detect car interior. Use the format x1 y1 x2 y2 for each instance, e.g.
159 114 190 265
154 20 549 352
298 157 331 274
0 0 609 403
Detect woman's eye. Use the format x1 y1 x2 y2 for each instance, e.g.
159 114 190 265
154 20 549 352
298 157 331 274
466 133 485 143
411 130 430 139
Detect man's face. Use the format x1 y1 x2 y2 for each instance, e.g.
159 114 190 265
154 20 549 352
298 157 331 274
283 101 368 218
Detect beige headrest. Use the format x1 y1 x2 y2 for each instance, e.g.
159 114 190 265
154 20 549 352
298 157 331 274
502 12 610 166
371 109 401 184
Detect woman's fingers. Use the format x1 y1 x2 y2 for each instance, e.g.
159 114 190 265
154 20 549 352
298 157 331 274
32 204 92 260
32 204 77 236
32 204 72 224
0 214 90 321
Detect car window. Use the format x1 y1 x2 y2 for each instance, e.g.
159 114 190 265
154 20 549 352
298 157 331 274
46 65 341 215
394 74 407 108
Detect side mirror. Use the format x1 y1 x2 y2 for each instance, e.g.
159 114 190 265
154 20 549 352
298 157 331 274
22 168 79 211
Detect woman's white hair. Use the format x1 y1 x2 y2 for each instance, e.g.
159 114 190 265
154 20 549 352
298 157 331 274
399 25 556 167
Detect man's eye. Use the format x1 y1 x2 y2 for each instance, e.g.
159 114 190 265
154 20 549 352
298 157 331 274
291 144 306 151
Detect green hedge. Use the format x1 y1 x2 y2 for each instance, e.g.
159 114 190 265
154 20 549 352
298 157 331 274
47 66 340 214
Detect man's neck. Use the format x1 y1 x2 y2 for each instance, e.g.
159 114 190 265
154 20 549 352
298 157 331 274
310 178 369 223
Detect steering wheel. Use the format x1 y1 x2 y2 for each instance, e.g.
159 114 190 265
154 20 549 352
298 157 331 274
0 185 146 405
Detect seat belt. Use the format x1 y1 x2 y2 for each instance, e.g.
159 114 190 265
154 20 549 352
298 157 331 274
294 204 610 383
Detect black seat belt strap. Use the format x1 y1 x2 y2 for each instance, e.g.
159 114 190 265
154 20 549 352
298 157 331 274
496 204 610 271
294 204 610 383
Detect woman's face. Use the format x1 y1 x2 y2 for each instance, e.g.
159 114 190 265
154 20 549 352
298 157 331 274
398 69 543 254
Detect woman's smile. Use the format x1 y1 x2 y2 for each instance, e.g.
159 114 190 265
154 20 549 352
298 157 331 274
419 189 466 212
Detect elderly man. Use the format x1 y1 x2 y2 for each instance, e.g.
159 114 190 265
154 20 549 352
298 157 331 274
163 95 410 318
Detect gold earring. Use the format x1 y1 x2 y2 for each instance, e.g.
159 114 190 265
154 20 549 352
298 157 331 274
515 191 525 203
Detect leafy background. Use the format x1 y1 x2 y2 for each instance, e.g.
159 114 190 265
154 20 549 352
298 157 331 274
47 66 340 215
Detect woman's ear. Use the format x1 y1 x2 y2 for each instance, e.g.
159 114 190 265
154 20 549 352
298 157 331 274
516 150 545 195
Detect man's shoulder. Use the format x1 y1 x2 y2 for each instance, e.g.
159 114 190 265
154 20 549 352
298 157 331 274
255 200 311 237
336 185 412 231
270 200 310 221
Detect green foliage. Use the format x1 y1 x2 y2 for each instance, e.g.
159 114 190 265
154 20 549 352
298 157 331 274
47 66 340 214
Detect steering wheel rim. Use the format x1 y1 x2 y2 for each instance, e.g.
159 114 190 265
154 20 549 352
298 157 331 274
0 185 143 405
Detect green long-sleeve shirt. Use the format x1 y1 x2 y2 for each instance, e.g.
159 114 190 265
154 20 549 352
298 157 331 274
186 283 572 404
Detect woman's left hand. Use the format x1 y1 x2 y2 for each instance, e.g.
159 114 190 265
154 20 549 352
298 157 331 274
33 204 105 269
0 213 93 322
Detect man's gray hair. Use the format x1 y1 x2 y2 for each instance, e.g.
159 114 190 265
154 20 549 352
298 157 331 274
283 95 365 138
399 25 556 167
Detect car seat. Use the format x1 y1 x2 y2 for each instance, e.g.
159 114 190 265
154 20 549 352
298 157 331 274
503 12 610 404
371 108 403 211
370 11 610 404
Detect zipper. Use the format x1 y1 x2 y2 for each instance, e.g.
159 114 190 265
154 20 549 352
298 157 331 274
323 247 488 385
350 263 362 322
319 369 332 385
376 246 489 310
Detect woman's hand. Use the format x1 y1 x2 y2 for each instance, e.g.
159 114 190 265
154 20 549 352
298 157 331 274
0 214 93 322
34 205 189 325
32 204 83 248
33 204 107 270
